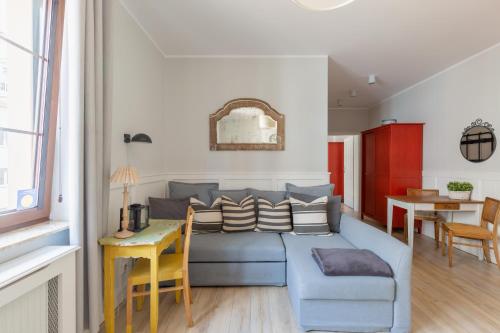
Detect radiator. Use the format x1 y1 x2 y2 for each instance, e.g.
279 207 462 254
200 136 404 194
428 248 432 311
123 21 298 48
0 246 78 333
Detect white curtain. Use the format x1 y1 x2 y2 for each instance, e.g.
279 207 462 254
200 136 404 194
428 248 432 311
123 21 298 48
59 1 108 332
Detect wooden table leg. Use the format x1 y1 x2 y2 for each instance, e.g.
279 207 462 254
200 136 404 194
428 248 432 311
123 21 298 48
387 199 394 236
104 247 115 333
407 204 415 249
175 227 182 304
149 251 159 333
476 204 485 261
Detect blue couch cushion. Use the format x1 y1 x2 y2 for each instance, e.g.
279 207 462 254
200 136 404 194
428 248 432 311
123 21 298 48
168 181 218 205
209 189 250 203
249 189 287 203
281 233 395 301
190 232 286 262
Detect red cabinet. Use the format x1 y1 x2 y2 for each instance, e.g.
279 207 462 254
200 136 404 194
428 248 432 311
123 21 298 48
361 123 423 228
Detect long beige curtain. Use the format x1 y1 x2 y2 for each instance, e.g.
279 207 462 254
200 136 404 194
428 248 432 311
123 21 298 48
60 1 109 332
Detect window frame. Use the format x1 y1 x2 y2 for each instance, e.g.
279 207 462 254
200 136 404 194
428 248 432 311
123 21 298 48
0 0 65 233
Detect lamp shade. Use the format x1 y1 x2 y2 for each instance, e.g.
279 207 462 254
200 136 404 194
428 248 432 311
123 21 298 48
292 0 356 11
110 166 139 185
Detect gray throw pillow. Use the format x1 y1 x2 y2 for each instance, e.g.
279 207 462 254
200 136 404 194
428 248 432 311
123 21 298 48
221 195 257 232
285 183 335 197
168 181 218 205
149 196 193 220
289 196 330 235
286 183 341 233
249 189 287 203
311 248 393 277
209 189 249 203
190 197 223 234
255 198 292 233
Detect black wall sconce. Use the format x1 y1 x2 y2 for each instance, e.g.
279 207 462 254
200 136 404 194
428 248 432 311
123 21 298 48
124 133 153 143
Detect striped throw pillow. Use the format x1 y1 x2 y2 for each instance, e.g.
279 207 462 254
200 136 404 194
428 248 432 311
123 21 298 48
256 198 292 232
289 196 330 235
190 197 223 234
221 195 256 232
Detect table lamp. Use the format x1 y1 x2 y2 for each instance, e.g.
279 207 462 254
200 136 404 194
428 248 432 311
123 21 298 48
110 166 139 238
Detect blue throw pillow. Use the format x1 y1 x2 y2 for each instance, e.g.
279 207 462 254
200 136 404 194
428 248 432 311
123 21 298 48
249 189 287 204
168 181 219 205
285 183 334 197
209 189 250 204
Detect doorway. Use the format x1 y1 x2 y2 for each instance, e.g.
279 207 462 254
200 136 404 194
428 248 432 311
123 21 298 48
328 142 344 198
328 135 360 211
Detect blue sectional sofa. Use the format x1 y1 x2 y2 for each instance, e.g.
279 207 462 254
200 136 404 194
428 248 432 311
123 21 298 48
188 214 412 333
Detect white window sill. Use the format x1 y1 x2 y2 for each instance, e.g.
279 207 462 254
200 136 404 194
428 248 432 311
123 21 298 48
0 220 70 252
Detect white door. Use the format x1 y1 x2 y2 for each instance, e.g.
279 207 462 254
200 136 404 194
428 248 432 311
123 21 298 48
344 136 355 208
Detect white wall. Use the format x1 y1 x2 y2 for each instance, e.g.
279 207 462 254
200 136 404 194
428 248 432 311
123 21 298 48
104 1 166 177
163 57 328 173
103 1 168 303
328 108 370 135
370 43 500 261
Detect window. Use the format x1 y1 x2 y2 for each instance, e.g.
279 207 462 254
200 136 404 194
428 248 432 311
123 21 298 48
0 0 65 232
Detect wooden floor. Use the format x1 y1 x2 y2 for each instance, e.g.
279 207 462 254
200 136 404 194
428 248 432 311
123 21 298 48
109 213 500 333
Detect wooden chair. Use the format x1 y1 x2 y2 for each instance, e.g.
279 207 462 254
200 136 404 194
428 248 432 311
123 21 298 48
404 188 444 248
442 197 500 268
126 207 195 331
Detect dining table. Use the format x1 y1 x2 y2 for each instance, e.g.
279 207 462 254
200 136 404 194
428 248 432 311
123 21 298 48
386 195 484 252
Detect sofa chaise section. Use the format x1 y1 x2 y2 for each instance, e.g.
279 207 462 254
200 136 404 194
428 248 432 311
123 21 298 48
340 215 412 333
283 214 412 333
188 232 286 286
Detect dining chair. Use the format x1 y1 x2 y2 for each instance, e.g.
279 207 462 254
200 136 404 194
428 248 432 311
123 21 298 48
442 197 500 268
404 188 444 248
126 207 195 331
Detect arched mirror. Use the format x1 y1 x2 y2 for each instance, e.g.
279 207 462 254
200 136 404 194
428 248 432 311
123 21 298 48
460 119 496 163
209 98 285 151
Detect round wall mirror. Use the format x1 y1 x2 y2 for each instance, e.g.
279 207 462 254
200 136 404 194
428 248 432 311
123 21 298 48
460 119 496 163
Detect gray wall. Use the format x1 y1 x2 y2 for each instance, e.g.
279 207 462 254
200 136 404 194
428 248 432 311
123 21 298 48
328 108 370 134
370 44 500 174
163 57 329 173
105 0 166 176
369 43 500 260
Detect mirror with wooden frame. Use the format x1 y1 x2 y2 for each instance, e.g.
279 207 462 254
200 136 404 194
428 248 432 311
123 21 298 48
209 98 285 151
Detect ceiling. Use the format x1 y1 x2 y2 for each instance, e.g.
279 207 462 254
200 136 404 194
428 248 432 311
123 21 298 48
121 0 500 108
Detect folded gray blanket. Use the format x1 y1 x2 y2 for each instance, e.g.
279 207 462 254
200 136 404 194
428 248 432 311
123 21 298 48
311 248 393 277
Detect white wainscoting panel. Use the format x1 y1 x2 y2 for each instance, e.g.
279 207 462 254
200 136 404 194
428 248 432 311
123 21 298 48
422 170 500 263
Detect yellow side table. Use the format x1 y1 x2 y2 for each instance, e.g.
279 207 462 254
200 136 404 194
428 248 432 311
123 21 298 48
99 219 183 333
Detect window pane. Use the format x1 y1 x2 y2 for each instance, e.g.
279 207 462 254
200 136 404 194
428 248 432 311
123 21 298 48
0 0 47 57
0 131 38 213
0 38 44 133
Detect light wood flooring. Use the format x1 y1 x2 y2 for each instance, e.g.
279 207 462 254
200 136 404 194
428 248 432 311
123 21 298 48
108 212 500 333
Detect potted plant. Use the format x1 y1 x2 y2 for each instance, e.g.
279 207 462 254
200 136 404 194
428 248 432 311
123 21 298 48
447 181 473 200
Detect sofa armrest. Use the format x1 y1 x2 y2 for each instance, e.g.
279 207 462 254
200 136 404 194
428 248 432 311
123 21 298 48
340 214 412 333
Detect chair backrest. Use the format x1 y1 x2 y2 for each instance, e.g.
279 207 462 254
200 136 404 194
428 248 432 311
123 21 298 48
481 197 500 230
183 206 195 271
407 188 440 197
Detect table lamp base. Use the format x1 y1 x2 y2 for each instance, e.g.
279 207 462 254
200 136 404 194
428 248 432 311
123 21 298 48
114 229 135 239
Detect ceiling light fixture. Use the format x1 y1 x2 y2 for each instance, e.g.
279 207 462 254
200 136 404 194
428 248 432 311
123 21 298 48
368 74 377 85
292 0 356 11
